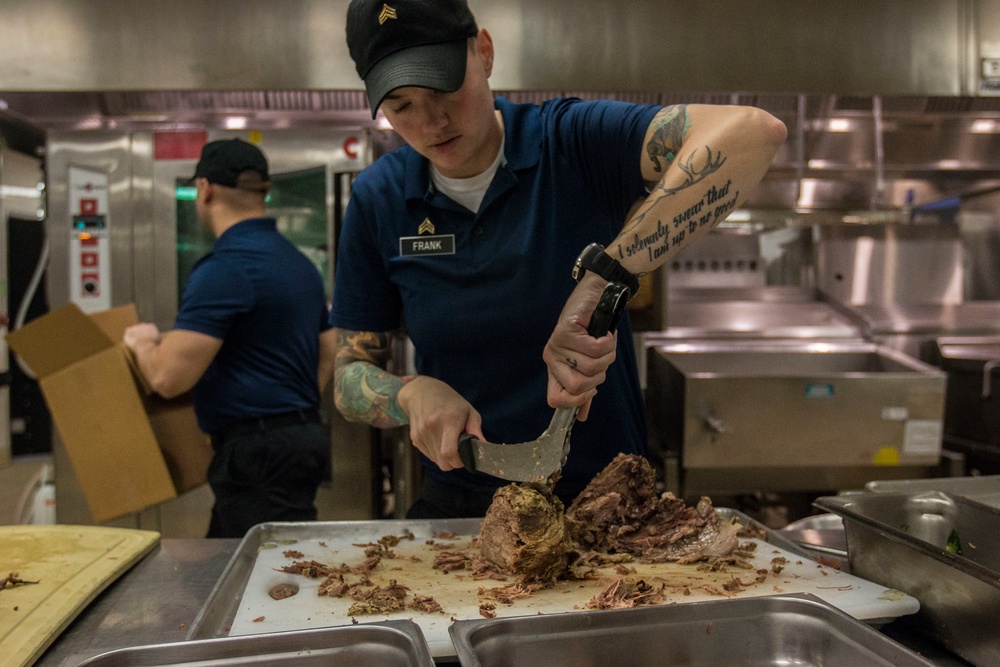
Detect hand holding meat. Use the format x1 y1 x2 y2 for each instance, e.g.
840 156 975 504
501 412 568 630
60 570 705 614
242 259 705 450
398 375 485 471
542 274 618 421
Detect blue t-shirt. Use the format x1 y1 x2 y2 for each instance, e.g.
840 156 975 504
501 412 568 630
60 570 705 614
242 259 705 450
175 217 331 434
330 97 659 503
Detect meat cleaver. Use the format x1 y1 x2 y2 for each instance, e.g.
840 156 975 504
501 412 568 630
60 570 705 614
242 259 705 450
457 281 631 483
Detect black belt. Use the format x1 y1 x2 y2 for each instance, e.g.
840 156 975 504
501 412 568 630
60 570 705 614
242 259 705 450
213 409 321 444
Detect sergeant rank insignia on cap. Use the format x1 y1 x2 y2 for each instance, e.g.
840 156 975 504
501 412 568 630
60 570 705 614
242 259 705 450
378 4 397 24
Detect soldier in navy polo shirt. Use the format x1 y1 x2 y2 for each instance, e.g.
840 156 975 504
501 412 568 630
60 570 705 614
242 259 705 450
126 139 335 537
332 0 787 517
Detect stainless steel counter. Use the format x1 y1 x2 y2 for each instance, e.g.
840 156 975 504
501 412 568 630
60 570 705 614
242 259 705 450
33 537 974 667
35 539 239 667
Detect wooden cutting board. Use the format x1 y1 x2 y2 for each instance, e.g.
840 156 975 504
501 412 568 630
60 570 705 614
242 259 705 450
223 525 918 659
0 525 160 667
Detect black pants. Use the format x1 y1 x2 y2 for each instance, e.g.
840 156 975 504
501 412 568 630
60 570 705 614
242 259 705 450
207 417 329 538
405 474 498 519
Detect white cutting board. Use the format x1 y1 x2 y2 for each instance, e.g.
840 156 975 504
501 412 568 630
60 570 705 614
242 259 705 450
226 525 918 659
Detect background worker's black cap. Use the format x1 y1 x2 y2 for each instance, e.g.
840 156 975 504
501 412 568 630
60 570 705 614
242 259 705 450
346 0 478 117
193 138 270 189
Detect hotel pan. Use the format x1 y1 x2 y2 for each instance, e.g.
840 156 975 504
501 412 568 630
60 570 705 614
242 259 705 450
76 619 434 667
448 593 934 667
815 490 1000 667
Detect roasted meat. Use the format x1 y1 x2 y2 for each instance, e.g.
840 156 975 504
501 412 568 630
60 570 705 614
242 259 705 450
566 454 739 563
477 484 576 582
475 454 739 584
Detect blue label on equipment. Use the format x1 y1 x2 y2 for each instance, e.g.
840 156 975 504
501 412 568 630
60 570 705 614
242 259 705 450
805 383 835 398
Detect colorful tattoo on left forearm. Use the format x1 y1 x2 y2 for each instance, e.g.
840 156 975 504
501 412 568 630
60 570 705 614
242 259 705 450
333 329 409 428
335 361 409 428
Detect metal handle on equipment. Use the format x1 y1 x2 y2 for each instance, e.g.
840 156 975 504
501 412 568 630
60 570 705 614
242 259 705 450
983 359 1000 399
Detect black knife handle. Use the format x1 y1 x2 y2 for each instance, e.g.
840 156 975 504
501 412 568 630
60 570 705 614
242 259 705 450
457 434 478 473
587 281 631 338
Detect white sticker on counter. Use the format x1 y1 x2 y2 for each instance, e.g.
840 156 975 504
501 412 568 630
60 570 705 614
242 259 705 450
903 419 943 456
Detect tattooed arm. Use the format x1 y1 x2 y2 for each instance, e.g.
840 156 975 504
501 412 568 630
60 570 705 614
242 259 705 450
612 103 787 274
543 104 786 412
333 327 482 470
333 328 409 427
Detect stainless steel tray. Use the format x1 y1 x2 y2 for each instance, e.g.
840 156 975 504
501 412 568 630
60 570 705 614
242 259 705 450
77 619 434 666
815 491 1000 667
188 517 482 643
188 512 804 642
449 593 935 667
865 474 1000 509
187 511 916 661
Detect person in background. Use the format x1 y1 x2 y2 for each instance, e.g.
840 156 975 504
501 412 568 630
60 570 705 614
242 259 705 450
331 0 788 518
124 138 335 538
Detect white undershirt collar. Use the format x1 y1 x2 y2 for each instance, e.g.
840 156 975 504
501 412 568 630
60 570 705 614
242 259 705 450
430 131 506 214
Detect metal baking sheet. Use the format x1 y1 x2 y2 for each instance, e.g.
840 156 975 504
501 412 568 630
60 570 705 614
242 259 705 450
449 593 936 667
77 619 433 666
189 511 918 661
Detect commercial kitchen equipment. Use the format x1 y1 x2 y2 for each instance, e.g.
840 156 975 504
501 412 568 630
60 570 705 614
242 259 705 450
651 286 863 341
926 336 1000 474
816 490 1000 667
646 340 947 496
0 148 46 467
812 221 1000 359
842 302 1000 361
815 223 967 309
637 285 865 393
866 474 1000 508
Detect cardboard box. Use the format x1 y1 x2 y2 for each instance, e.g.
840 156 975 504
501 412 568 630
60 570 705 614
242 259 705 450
6 303 213 523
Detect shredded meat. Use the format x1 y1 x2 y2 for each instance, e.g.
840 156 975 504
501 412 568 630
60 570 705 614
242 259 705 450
347 579 410 615
433 550 473 573
408 595 444 614
280 560 335 578
478 581 547 605
0 573 39 590
585 577 667 610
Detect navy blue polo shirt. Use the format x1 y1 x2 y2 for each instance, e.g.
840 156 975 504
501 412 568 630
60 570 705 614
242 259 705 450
175 217 331 434
331 97 659 503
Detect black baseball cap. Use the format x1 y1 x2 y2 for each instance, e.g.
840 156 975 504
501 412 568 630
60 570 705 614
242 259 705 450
346 0 479 117
193 138 270 190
